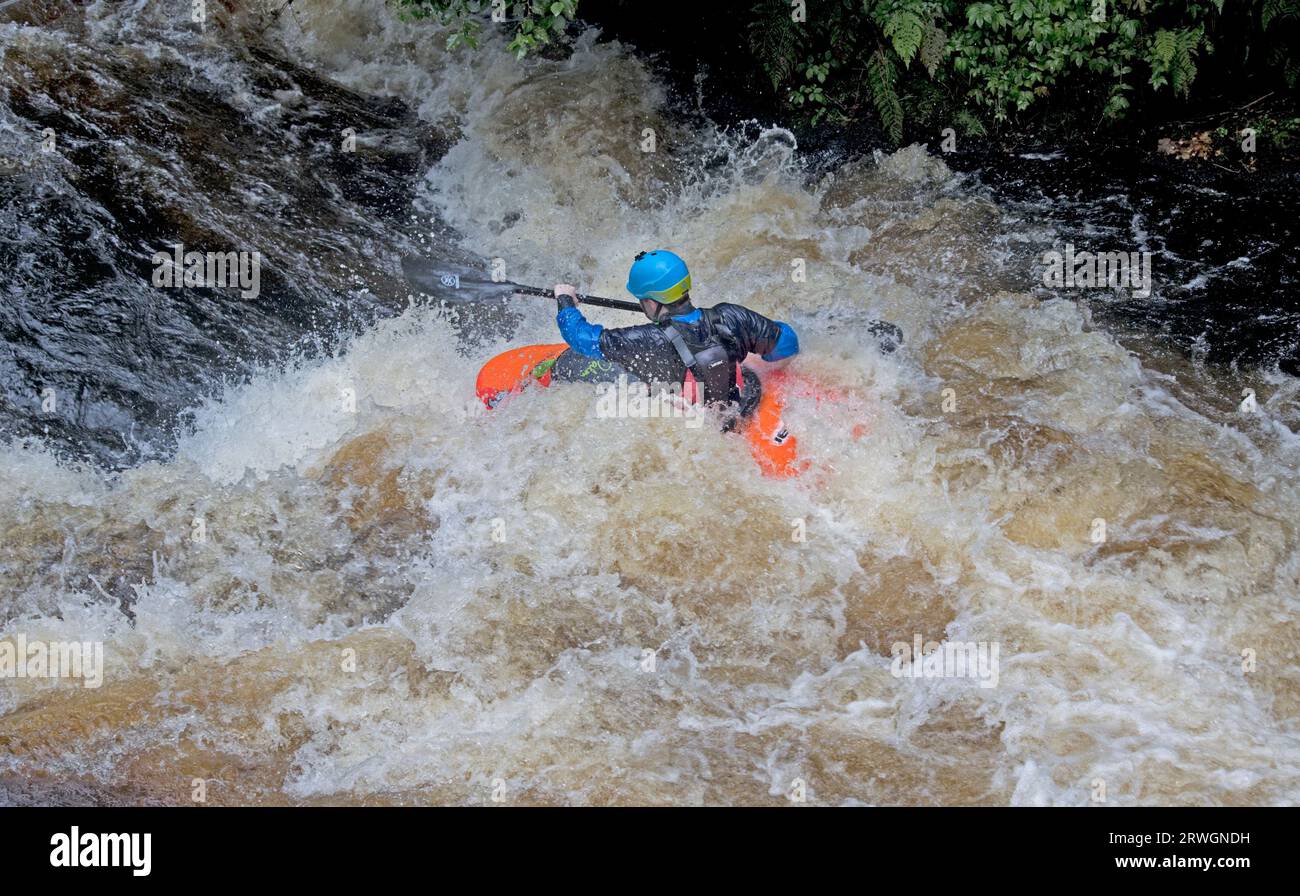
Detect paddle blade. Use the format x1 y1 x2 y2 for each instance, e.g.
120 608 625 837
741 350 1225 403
400 254 526 346
401 255 515 303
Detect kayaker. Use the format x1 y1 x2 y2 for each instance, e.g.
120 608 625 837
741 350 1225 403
551 250 799 424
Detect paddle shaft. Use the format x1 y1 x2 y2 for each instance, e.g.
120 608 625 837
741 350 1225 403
405 257 903 353
507 284 644 313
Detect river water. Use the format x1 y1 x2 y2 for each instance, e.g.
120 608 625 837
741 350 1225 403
1 0 1297 805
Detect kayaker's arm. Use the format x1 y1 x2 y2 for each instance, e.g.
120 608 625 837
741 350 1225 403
554 283 606 360
762 321 800 361
714 303 800 362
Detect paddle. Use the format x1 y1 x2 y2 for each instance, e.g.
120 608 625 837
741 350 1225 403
401 255 642 312
496 283 644 313
400 254 903 353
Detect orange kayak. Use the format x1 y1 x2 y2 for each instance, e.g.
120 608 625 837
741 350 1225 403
475 344 806 478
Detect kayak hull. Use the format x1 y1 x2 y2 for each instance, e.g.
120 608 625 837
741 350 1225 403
475 345 805 478
475 343 570 406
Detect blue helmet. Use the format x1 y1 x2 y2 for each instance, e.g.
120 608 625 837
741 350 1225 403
626 250 691 302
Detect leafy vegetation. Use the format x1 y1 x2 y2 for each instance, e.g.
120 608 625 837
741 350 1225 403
747 0 1300 141
393 0 579 57
392 1 1300 145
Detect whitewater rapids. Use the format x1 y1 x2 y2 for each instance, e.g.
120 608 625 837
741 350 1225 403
1 0 1297 805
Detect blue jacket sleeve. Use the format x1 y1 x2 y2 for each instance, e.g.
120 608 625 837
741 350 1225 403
556 306 605 359
762 322 799 362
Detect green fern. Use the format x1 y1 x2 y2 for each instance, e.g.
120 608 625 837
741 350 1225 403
1263 0 1300 30
747 0 802 90
920 24 948 77
1173 30 1199 95
883 10 925 66
954 108 986 136
1148 27 1202 96
1152 29 1178 66
868 49 904 142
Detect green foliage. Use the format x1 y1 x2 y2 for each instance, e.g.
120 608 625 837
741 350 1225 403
789 54 842 125
919 22 947 76
954 108 988 136
748 0 804 89
747 0 948 138
883 7 925 63
1244 111 1300 152
745 0 1300 143
868 48 904 141
1261 0 1300 88
392 0 580 58
1262 0 1300 30
1148 27 1203 96
393 0 1300 147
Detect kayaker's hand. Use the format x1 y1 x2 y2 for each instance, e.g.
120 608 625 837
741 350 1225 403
554 283 579 311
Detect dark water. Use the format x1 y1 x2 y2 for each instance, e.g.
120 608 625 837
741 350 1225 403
1 0 449 466
962 143 1299 376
